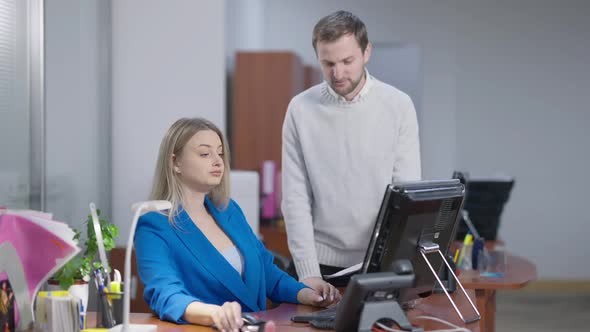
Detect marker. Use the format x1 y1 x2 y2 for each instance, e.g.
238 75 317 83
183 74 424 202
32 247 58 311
457 233 473 267
109 281 122 300
79 299 85 330
471 237 485 270
109 268 122 299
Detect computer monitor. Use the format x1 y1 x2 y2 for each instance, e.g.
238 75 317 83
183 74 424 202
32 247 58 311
452 174 514 241
335 271 419 332
360 179 465 303
291 180 478 330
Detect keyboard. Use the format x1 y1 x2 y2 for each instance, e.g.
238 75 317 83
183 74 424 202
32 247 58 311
309 319 336 330
291 305 339 323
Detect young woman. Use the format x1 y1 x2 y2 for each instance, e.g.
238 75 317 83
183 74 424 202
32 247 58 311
134 118 340 331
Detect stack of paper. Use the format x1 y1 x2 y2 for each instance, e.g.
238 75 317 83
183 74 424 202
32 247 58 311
35 291 82 332
0 209 80 331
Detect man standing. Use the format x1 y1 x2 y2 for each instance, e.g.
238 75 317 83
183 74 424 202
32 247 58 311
282 10 421 291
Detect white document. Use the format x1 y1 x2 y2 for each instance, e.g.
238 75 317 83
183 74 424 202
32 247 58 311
323 262 363 280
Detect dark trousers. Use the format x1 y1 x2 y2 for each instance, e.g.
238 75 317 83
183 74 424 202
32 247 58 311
287 261 351 288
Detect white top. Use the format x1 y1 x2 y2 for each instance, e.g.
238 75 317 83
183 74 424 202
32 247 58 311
221 246 244 276
281 71 422 280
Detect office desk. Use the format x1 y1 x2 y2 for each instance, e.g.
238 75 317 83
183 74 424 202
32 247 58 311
87 290 480 331
458 251 537 332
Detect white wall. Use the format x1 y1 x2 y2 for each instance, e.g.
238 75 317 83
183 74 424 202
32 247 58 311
229 0 590 279
454 1 590 279
260 0 459 180
225 0 265 70
111 0 226 244
44 0 111 230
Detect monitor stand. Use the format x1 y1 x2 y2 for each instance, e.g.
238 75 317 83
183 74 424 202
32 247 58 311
358 299 423 332
357 259 423 332
419 241 481 324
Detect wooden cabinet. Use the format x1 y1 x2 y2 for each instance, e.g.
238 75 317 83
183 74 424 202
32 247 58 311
109 248 151 313
231 52 305 171
304 65 322 89
260 224 291 260
230 53 321 259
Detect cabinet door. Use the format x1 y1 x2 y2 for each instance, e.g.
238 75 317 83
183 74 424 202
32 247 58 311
231 52 304 171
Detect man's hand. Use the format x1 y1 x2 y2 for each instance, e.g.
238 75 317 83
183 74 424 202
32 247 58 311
298 277 341 307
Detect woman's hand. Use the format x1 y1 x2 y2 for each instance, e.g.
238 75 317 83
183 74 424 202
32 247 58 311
209 301 243 332
297 277 341 307
184 301 243 331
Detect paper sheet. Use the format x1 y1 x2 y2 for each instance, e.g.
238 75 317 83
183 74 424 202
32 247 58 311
322 262 363 279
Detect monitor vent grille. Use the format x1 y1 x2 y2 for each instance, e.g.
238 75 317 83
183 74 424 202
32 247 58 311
435 199 454 231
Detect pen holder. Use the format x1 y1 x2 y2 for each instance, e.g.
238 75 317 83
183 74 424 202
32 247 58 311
433 254 457 294
457 243 473 271
95 290 124 328
457 237 489 271
478 247 507 275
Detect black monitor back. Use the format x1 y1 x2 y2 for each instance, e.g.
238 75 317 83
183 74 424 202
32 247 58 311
360 180 465 303
454 176 514 240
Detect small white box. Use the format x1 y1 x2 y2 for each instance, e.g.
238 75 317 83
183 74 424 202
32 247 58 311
230 170 260 237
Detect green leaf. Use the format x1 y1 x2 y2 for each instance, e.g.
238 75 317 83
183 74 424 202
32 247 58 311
51 206 119 289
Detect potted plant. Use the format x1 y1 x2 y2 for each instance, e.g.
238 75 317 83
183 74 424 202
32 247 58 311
50 208 119 295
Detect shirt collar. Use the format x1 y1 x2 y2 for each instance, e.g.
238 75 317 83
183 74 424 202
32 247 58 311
325 68 373 103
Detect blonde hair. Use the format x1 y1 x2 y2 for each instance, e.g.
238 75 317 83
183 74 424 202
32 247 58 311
150 117 231 222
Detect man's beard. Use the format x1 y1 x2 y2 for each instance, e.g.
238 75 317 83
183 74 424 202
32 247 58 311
331 71 365 98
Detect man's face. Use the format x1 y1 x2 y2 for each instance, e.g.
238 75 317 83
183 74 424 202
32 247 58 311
317 33 371 101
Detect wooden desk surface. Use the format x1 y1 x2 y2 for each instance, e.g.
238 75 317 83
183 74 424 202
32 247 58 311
459 251 537 290
457 251 537 332
88 290 480 331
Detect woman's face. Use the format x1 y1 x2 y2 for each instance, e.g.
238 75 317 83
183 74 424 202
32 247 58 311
173 129 224 193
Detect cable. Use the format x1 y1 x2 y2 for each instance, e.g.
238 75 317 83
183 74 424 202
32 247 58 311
372 315 472 332
374 322 405 332
372 325 390 332
414 315 471 332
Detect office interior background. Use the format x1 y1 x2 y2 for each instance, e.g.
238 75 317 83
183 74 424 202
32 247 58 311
1 0 589 288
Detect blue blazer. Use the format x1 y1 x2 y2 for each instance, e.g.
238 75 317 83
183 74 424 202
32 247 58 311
134 197 305 323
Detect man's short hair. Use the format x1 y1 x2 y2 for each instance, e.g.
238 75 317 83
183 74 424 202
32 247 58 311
312 10 369 53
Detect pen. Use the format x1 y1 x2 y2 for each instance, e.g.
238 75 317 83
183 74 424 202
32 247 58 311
457 233 473 267
79 298 85 330
95 269 116 327
94 269 106 294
